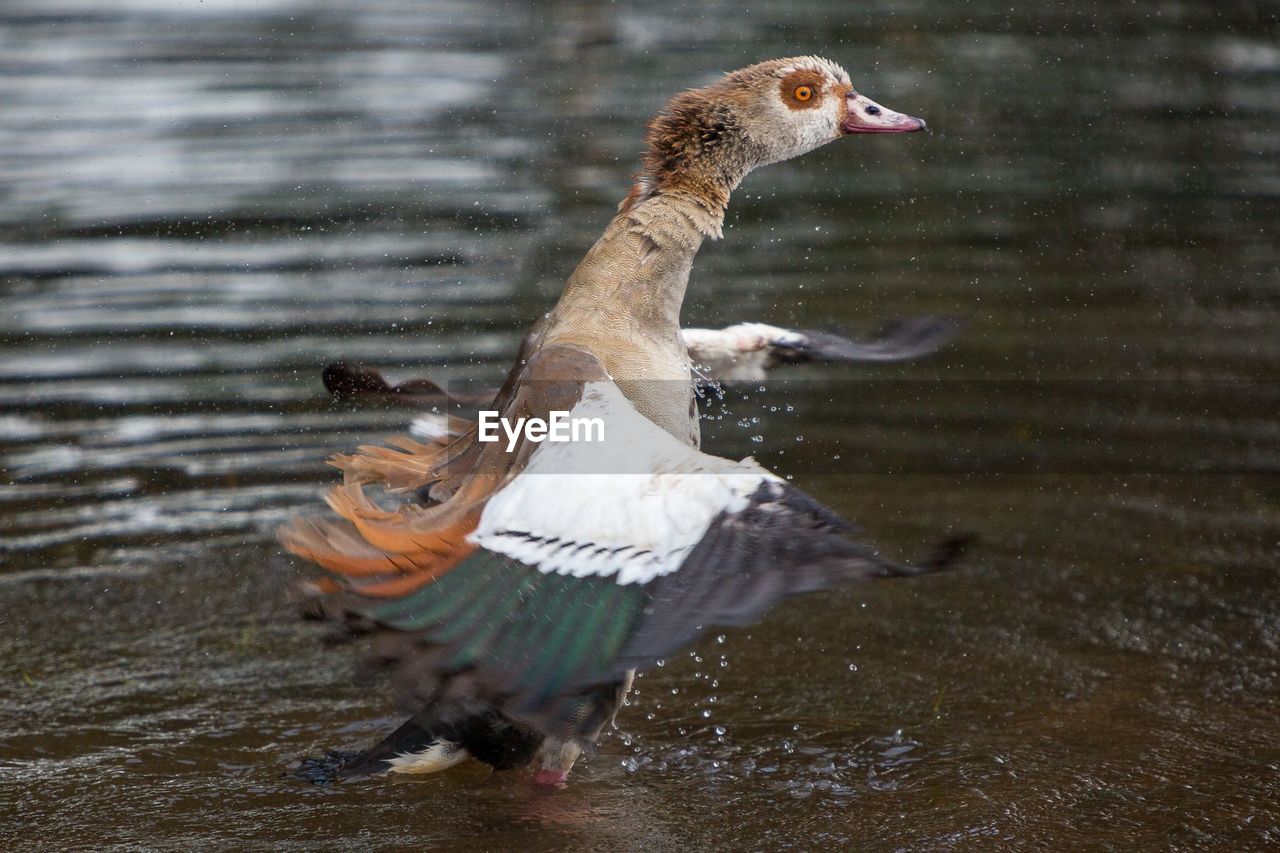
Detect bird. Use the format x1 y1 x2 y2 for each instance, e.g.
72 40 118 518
319 316 958 408
281 56 962 787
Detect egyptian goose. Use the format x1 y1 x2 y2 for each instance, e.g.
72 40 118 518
282 56 959 785
320 316 957 407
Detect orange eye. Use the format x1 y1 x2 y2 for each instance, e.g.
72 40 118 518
794 85 813 102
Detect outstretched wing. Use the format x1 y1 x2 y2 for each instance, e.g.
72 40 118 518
318 316 959 408
684 316 958 382
282 345 963 735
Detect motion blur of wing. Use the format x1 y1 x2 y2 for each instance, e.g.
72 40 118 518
683 316 959 382
283 344 965 739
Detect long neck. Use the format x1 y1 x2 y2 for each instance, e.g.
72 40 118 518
550 95 764 341
540 127 760 446
547 189 727 342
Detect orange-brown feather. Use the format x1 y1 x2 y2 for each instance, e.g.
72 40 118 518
343 549 476 597
323 484 476 556
279 496 481 598
280 519 411 575
283 529 433 577
328 426 469 491
281 344 606 606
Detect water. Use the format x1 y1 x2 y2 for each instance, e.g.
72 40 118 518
2 0 1278 847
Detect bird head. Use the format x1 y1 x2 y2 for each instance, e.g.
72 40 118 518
634 56 925 212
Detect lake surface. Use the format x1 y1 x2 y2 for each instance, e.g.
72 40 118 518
1 0 1277 848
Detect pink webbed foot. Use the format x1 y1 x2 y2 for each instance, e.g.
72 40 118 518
533 768 569 786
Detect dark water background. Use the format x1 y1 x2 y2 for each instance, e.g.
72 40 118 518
2 0 1278 848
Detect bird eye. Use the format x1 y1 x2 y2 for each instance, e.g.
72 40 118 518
794 85 813 102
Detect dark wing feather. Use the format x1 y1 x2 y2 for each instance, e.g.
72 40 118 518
322 361 496 408
325 707 543 780
334 482 965 736
768 316 959 367
612 482 953 674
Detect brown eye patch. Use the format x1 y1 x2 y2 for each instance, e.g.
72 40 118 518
779 70 824 110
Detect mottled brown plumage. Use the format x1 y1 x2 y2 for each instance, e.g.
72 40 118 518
624 57 855 220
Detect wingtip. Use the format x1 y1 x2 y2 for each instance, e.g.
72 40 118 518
874 314 963 356
916 532 976 574
784 315 962 365
323 361 394 398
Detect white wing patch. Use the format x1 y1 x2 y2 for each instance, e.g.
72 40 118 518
684 323 802 382
469 381 779 585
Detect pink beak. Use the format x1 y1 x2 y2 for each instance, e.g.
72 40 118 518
841 92 926 135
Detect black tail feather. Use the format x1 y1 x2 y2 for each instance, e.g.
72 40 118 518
292 709 545 784
335 716 443 779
